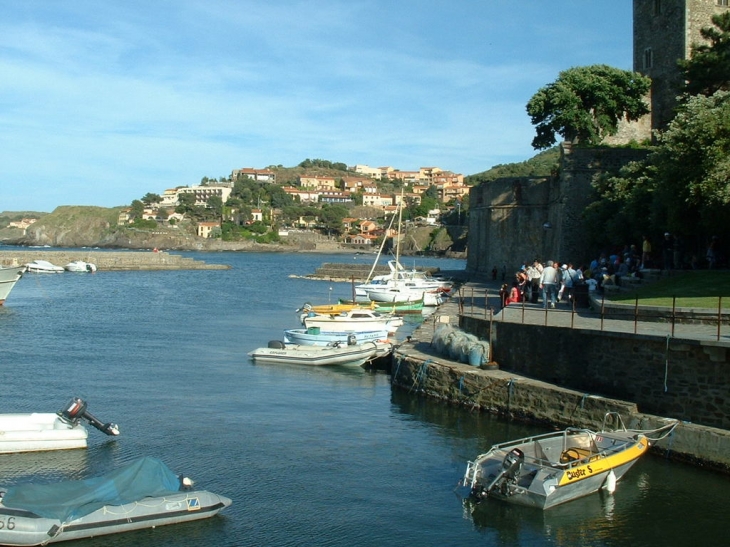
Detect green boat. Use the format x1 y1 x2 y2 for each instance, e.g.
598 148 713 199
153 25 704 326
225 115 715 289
339 298 424 314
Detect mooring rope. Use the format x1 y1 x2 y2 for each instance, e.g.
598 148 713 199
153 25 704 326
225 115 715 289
410 360 431 392
392 356 402 385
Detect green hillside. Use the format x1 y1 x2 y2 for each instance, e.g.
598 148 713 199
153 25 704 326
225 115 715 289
465 147 560 185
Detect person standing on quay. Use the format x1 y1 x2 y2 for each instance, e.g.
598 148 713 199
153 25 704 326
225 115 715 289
641 235 651 269
539 260 559 309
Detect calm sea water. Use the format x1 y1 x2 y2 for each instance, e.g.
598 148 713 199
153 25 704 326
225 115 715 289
1 250 729 547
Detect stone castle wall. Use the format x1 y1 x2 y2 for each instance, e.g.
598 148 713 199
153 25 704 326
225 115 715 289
466 145 649 275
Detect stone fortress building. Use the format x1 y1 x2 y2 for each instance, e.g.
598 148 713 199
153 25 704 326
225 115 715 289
467 0 727 275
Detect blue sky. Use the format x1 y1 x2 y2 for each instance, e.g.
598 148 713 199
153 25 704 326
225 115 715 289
1 1 633 212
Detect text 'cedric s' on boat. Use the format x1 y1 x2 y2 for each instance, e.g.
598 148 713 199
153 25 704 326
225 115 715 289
461 413 679 510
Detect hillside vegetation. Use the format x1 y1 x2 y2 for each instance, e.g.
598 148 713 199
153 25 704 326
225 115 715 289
465 147 560 185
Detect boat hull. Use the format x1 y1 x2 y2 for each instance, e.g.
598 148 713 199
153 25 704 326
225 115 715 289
0 266 24 305
0 490 231 546
463 426 652 510
64 261 97 273
301 310 403 334
0 413 88 454
24 260 65 274
284 328 389 346
248 342 383 366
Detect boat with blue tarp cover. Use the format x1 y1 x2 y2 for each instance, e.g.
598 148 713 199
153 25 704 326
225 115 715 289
0 456 231 546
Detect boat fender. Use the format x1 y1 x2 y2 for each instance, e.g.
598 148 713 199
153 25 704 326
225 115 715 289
347 334 357 346
268 340 286 349
604 469 617 493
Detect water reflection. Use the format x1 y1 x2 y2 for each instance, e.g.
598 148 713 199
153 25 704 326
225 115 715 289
462 487 626 546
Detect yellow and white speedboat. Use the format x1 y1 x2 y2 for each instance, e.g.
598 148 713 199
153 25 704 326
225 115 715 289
462 414 678 510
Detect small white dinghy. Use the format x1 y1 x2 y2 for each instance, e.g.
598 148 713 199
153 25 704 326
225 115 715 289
24 260 64 274
64 261 97 273
0 457 231 546
0 398 119 454
248 340 392 367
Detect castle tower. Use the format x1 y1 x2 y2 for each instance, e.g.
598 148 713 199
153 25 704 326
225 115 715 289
633 0 729 131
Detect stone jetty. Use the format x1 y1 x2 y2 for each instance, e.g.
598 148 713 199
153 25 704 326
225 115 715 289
306 261 442 282
0 250 229 271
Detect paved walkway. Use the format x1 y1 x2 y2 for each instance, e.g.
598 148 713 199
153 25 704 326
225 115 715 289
451 275 729 344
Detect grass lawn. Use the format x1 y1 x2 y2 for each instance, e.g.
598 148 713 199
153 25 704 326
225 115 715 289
608 270 730 309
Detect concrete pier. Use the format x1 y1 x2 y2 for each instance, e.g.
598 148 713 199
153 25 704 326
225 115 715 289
392 280 730 474
0 250 229 271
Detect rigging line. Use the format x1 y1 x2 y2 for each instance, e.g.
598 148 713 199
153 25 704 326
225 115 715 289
364 203 399 284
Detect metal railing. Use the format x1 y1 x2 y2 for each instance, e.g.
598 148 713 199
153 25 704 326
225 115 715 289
458 287 728 342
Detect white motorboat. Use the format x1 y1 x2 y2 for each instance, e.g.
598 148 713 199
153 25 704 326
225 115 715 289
0 398 119 454
0 456 231 546
284 327 389 346
462 414 678 510
64 260 97 272
301 308 403 334
366 286 424 303
0 265 25 305
24 260 64 273
355 260 453 299
248 340 392 366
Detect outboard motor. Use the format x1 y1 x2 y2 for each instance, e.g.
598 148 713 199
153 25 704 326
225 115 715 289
268 340 286 349
502 448 524 482
58 397 120 436
477 448 525 500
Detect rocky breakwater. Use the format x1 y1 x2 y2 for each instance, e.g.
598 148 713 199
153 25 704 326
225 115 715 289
0 250 229 271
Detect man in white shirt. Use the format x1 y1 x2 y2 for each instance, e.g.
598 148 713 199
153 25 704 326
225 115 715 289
539 260 559 309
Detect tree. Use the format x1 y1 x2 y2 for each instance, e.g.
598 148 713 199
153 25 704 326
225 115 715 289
585 91 730 249
526 65 651 149
175 192 196 215
206 195 223 218
319 204 348 236
680 12 730 97
650 91 730 234
130 199 144 219
140 193 162 206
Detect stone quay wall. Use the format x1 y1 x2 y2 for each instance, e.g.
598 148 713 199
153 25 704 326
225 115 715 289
0 250 229 271
460 316 730 430
391 292 730 473
391 347 730 472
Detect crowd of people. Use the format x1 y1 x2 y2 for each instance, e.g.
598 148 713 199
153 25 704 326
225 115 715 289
492 234 723 310
495 259 589 310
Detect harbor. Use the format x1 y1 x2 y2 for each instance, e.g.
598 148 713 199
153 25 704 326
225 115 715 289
1 251 729 546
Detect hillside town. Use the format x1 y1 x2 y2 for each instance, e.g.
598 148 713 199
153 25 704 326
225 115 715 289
118 162 470 243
